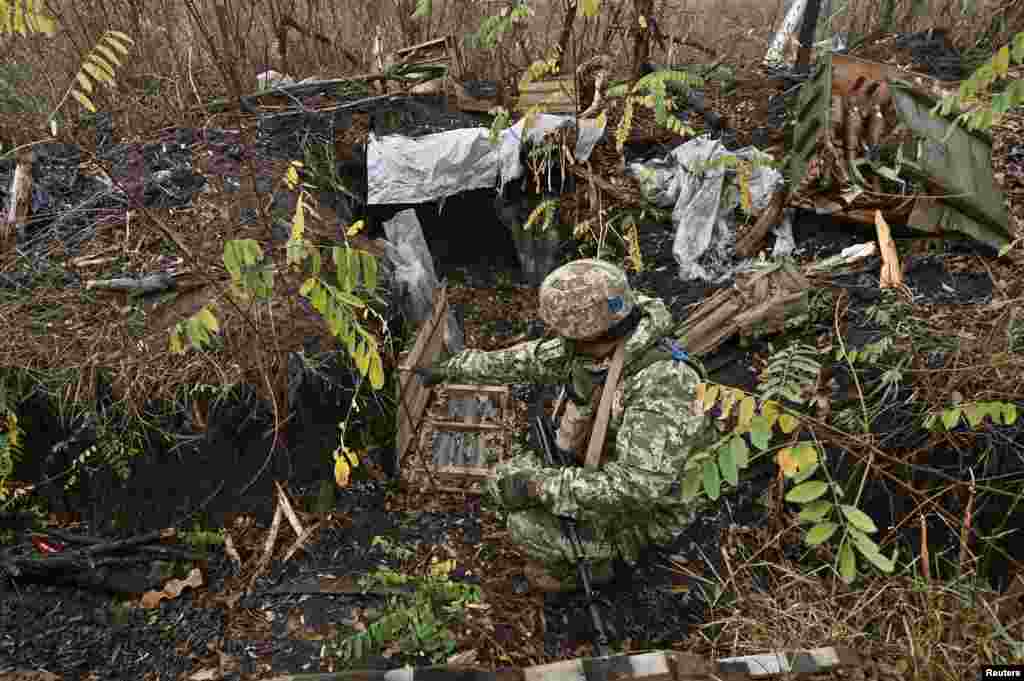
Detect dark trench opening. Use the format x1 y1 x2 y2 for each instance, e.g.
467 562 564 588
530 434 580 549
367 187 524 283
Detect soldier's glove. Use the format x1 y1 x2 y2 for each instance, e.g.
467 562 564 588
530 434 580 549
414 366 446 387
498 471 542 511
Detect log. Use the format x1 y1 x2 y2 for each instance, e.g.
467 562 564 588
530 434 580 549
735 189 786 257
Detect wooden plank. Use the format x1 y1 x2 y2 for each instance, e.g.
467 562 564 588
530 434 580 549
435 465 495 480
444 384 509 395
428 419 504 432
396 285 449 464
519 76 576 93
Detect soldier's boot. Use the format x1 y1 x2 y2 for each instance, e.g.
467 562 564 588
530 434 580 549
524 559 614 594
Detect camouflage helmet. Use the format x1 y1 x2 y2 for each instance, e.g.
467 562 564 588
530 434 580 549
538 259 636 340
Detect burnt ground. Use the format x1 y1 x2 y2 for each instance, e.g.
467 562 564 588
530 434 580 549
5 206 1023 679
3 53 1024 679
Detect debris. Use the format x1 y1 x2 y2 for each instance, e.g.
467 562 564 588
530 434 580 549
3 149 32 246
735 189 786 257
517 75 576 114
888 79 1012 251
678 260 811 356
140 567 203 608
367 114 604 205
259 646 862 680
627 135 783 282
874 210 903 290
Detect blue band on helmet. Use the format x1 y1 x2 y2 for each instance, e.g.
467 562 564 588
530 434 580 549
666 339 690 362
608 296 624 314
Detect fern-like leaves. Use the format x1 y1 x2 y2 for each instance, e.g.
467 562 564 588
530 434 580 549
0 0 56 36
69 30 134 113
759 343 821 405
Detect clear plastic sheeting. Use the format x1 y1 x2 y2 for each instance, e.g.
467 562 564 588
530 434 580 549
368 115 605 205
379 209 465 353
627 135 783 282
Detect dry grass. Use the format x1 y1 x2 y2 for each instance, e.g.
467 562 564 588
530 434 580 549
1 0 1014 147
680 523 1024 679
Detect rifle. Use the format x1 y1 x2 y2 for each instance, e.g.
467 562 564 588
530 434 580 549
531 410 611 658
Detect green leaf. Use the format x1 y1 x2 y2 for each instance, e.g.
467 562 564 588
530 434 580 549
411 0 431 19
797 499 833 523
1002 402 1018 425
369 351 385 390
994 45 1011 78
196 307 220 334
729 435 749 468
718 444 738 487
785 480 829 504
805 521 839 546
361 252 378 292
849 528 895 572
748 415 772 451
578 0 601 17
778 412 800 434
702 460 721 500
838 540 856 584
840 505 878 534
941 408 962 430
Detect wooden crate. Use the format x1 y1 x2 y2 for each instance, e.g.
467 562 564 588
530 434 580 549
516 75 577 114
390 35 462 78
420 384 510 492
396 284 450 468
396 285 511 492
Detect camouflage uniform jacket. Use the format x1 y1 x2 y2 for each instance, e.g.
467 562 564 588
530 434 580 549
437 296 717 562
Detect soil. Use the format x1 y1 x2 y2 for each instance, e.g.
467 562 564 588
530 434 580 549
2 54 1024 680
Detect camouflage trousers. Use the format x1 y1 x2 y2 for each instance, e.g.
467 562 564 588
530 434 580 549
486 450 676 583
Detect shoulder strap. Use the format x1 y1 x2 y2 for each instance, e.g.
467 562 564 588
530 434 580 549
583 337 628 469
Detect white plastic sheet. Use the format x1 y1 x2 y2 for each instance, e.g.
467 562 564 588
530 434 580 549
627 135 784 282
368 115 605 205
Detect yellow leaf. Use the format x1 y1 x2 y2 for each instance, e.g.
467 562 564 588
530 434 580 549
578 0 601 18
994 45 1011 78
75 71 93 94
430 558 456 576
638 14 647 28
719 388 737 420
695 382 706 408
346 220 366 236
778 412 799 434
70 88 97 112
83 61 114 87
776 447 799 475
196 307 220 334
737 396 756 430
285 164 300 190
94 43 122 68
761 400 781 429
106 30 135 44
103 34 132 55
169 328 184 354
702 384 720 412
594 111 607 130
334 453 353 488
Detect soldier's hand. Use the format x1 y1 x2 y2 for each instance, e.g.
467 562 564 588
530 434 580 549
498 471 542 511
414 366 446 387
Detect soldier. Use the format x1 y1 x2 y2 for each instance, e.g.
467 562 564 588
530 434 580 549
416 259 717 592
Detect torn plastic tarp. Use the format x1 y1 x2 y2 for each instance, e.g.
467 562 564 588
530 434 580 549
368 114 605 205
627 135 784 282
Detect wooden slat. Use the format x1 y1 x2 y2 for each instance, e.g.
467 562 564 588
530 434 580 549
396 285 449 464
428 419 504 432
